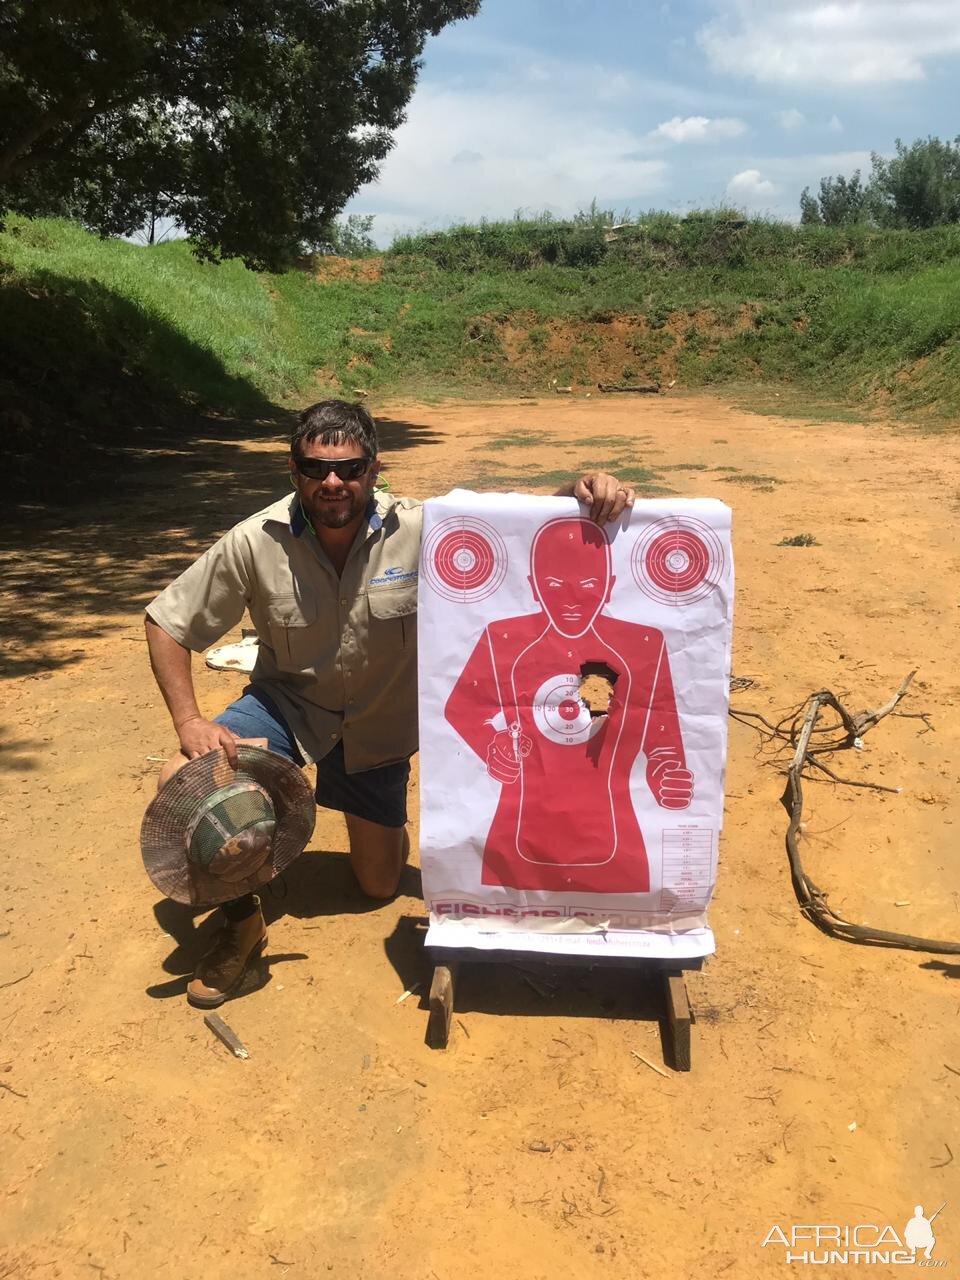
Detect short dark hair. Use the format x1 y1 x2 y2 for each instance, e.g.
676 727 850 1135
291 400 379 459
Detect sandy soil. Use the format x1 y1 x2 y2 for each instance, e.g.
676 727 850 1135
1 393 959 1279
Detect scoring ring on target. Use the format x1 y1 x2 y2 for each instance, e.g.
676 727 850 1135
631 516 724 605
532 674 604 746
422 517 509 603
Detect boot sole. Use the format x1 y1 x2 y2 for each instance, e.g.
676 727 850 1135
187 934 269 1009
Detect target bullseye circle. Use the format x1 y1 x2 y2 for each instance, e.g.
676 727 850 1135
532 674 604 746
631 517 724 606
423 517 508 603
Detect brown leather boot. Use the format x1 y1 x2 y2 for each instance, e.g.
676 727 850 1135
187 900 268 1008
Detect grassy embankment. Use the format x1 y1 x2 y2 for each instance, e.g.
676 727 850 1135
2 211 959 497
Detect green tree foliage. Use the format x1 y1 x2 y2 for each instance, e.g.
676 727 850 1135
870 136 960 229
799 171 868 225
314 213 378 256
798 187 821 225
0 0 479 269
800 136 960 230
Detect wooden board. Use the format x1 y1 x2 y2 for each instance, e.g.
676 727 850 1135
427 962 458 1049
662 969 692 1072
425 948 702 1069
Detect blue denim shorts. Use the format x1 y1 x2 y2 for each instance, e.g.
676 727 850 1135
215 685 410 828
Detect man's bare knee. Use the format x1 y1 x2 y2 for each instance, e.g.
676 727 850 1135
354 867 402 900
157 752 189 791
345 815 407 900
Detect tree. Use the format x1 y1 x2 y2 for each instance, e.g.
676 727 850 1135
799 136 960 230
0 1 479 269
310 212 378 256
870 136 960 229
799 171 868 225
799 187 821 225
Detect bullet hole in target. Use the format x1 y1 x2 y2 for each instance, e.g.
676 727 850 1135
578 662 618 718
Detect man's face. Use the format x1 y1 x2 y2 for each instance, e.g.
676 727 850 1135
529 519 614 637
289 438 380 531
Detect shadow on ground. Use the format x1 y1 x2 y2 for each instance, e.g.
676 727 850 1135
0 408 444 679
151 850 423 975
382 914 670 1031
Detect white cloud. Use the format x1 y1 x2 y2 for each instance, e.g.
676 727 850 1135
346 84 670 241
698 0 960 87
652 114 747 142
827 114 843 132
719 149 873 218
726 168 779 205
777 107 806 131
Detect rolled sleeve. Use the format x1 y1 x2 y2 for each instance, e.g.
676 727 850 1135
146 530 250 652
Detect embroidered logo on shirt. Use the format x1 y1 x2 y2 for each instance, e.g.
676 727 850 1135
369 566 419 588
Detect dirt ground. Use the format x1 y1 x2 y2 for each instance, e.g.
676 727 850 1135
1 393 959 1279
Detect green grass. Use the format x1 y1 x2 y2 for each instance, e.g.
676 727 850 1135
719 472 782 486
3 208 960 499
777 533 820 546
457 467 674 496
484 431 556 449
577 434 646 448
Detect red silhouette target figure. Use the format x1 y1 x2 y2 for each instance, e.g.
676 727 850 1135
445 517 693 893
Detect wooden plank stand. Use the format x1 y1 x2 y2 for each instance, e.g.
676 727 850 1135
426 949 700 1071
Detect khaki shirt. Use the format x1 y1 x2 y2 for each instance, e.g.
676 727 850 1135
146 491 423 772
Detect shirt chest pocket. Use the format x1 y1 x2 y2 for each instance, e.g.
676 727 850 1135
265 593 324 672
367 584 418 650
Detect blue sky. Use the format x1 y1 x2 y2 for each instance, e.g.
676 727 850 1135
344 0 960 244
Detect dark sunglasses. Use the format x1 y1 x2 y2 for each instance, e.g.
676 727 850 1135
294 455 372 482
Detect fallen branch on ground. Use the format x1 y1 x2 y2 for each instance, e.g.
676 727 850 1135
733 672 960 955
597 381 660 394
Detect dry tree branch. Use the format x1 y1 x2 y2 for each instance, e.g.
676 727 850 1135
734 672 960 955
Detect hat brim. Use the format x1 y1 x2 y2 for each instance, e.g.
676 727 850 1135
140 746 315 907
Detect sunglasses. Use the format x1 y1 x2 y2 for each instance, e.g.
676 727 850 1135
294 455 372 482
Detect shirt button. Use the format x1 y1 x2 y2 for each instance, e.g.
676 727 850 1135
339 598 347 606
330 732 338 739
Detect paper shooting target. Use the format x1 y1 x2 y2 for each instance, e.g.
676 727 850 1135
422 517 508 603
531 674 605 746
631 517 724 606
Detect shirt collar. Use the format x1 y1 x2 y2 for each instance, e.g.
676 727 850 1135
290 495 309 537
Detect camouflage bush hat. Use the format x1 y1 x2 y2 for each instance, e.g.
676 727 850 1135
140 746 315 907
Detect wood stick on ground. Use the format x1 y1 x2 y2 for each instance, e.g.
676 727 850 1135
781 675 960 955
0 969 33 990
203 1013 250 1059
597 381 660 394
631 1050 670 1079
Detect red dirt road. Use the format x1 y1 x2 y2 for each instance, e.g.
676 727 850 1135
1 393 959 1278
